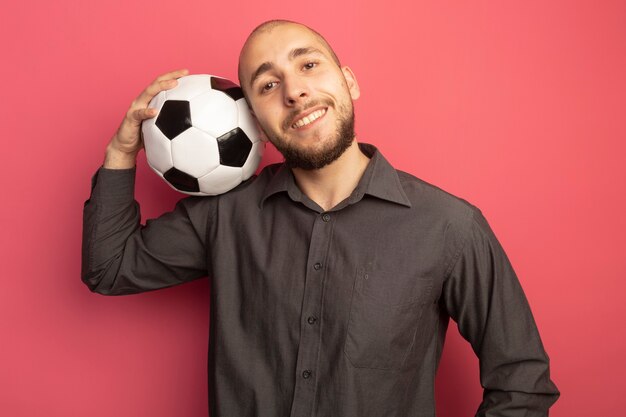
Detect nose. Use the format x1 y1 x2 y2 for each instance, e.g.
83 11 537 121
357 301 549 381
283 75 309 107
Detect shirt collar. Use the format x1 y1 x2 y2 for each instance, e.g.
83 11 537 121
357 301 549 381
259 142 412 209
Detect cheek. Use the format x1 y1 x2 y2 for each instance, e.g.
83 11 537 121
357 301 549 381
326 78 351 102
253 112 282 139
252 118 268 141
258 114 276 129
253 97 282 122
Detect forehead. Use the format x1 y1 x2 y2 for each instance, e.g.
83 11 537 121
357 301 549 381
239 24 330 78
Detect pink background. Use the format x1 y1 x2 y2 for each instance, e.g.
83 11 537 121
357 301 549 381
1 0 624 416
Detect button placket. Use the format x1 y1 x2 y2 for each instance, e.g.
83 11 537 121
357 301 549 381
289 212 334 417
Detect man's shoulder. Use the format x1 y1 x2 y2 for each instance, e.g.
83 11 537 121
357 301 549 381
395 168 478 225
194 162 282 205
174 163 282 209
234 162 283 194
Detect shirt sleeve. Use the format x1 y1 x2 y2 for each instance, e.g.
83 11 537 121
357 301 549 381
81 167 209 295
441 207 560 416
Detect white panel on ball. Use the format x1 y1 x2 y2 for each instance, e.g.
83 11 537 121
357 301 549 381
236 99 262 143
198 165 243 195
170 127 220 178
165 75 212 101
241 141 264 179
142 73 265 196
190 91 239 138
143 124 174 174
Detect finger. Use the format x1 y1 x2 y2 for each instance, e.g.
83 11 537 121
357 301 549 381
131 80 178 108
131 69 189 109
128 107 158 124
134 78 179 108
155 68 189 82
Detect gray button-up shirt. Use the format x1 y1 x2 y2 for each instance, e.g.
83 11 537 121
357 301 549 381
82 143 559 416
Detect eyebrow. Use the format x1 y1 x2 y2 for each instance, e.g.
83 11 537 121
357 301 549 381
249 47 325 89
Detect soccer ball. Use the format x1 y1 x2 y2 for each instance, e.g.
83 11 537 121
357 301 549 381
141 74 264 196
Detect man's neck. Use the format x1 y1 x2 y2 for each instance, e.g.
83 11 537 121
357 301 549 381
291 140 371 212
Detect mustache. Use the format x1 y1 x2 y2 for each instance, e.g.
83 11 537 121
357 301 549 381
283 99 333 130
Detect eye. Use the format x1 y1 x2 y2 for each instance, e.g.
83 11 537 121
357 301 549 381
303 61 318 70
261 81 278 93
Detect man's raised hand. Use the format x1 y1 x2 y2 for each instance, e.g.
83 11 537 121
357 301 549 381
104 69 189 169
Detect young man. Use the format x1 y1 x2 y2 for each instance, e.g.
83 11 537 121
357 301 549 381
83 20 559 417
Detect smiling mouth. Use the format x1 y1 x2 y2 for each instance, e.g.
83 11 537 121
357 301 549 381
291 108 327 129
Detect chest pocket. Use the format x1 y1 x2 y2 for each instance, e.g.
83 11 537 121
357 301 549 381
344 268 433 370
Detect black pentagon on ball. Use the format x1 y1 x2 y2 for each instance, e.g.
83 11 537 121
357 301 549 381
156 100 192 139
163 167 200 192
211 77 244 101
216 127 252 167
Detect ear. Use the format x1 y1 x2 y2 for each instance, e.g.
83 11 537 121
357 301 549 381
341 66 360 100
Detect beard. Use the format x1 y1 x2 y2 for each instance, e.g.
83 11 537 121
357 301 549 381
264 99 356 171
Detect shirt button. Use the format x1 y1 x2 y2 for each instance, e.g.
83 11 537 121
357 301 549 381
322 213 331 222
307 316 317 324
302 370 312 379
313 263 322 270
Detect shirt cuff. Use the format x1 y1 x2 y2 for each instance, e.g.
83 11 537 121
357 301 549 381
90 166 136 204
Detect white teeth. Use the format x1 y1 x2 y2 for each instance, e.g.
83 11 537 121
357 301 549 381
292 108 326 128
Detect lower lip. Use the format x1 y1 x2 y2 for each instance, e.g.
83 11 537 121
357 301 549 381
292 109 327 131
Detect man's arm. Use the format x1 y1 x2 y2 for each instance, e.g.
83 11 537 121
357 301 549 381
81 166 210 295
81 68 211 295
442 208 560 416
